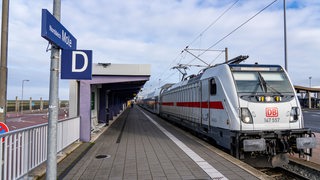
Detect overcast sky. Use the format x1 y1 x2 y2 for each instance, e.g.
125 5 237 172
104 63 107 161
2 0 320 100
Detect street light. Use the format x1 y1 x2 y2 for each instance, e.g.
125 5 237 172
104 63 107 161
283 0 288 71
21 79 29 114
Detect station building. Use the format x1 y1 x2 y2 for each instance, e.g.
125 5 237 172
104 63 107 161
294 85 320 109
69 63 150 142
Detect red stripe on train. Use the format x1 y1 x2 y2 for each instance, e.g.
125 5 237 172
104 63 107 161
161 102 174 106
176 102 201 107
201 102 224 109
163 101 224 109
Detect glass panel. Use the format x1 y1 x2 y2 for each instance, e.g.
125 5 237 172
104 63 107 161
233 72 263 93
233 71 294 94
260 72 293 93
210 78 217 95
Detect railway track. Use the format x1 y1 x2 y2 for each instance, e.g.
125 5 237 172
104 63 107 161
259 159 320 179
193 128 320 179
283 159 320 179
181 122 320 179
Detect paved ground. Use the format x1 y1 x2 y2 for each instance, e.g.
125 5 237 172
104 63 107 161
57 107 268 180
5 108 68 130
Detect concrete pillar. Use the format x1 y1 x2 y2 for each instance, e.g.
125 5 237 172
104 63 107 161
79 81 91 142
119 97 124 112
317 92 320 108
40 97 43 111
69 80 79 117
115 96 120 115
98 86 107 123
15 96 19 112
118 97 123 113
108 92 115 120
308 91 312 109
29 97 32 111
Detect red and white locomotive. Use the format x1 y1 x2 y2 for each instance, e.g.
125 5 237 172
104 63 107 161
141 58 316 167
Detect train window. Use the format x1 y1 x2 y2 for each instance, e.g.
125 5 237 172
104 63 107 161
210 78 217 95
233 71 294 94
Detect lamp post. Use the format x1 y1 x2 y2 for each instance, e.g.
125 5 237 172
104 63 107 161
0 0 10 123
21 79 29 114
283 0 288 71
308 76 312 109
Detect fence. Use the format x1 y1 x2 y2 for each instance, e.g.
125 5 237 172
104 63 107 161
6 100 69 112
0 117 80 179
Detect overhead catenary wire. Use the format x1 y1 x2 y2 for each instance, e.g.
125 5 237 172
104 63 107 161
148 0 240 88
205 0 279 52
187 0 240 48
149 53 182 86
186 0 279 65
209 50 224 65
145 0 279 95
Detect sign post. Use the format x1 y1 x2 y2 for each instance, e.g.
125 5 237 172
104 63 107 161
41 2 92 178
42 1 66 179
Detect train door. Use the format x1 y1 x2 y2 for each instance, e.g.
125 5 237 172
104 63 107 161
209 78 229 129
209 78 231 149
200 79 210 132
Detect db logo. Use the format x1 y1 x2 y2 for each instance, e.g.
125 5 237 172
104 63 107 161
266 107 278 117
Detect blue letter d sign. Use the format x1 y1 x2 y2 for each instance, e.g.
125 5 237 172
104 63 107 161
61 50 92 80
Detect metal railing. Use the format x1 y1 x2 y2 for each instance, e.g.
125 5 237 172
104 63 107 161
0 117 80 180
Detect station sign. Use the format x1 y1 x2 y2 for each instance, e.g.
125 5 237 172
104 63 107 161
41 9 77 50
61 50 92 80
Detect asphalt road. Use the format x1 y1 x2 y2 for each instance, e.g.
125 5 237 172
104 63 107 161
303 109 320 133
5 108 68 131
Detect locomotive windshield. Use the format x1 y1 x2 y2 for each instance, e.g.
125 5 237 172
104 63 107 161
232 71 294 94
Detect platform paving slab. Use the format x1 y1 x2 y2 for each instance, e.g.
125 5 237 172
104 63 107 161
49 107 271 179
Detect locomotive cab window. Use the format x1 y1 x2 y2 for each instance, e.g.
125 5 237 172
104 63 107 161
232 68 295 102
210 78 217 95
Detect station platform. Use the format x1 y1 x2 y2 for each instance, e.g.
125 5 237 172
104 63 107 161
57 107 271 180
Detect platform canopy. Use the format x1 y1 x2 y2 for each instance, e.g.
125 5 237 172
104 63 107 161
294 85 320 93
69 63 151 142
294 85 320 109
88 63 151 100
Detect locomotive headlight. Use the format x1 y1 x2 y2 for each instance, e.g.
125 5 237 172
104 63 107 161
290 107 300 122
256 96 265 102
265 96 272 102
274 96 282 102
241 108 253 124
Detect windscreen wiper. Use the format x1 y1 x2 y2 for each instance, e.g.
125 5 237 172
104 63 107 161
257 73 267 93
258 72 282 95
